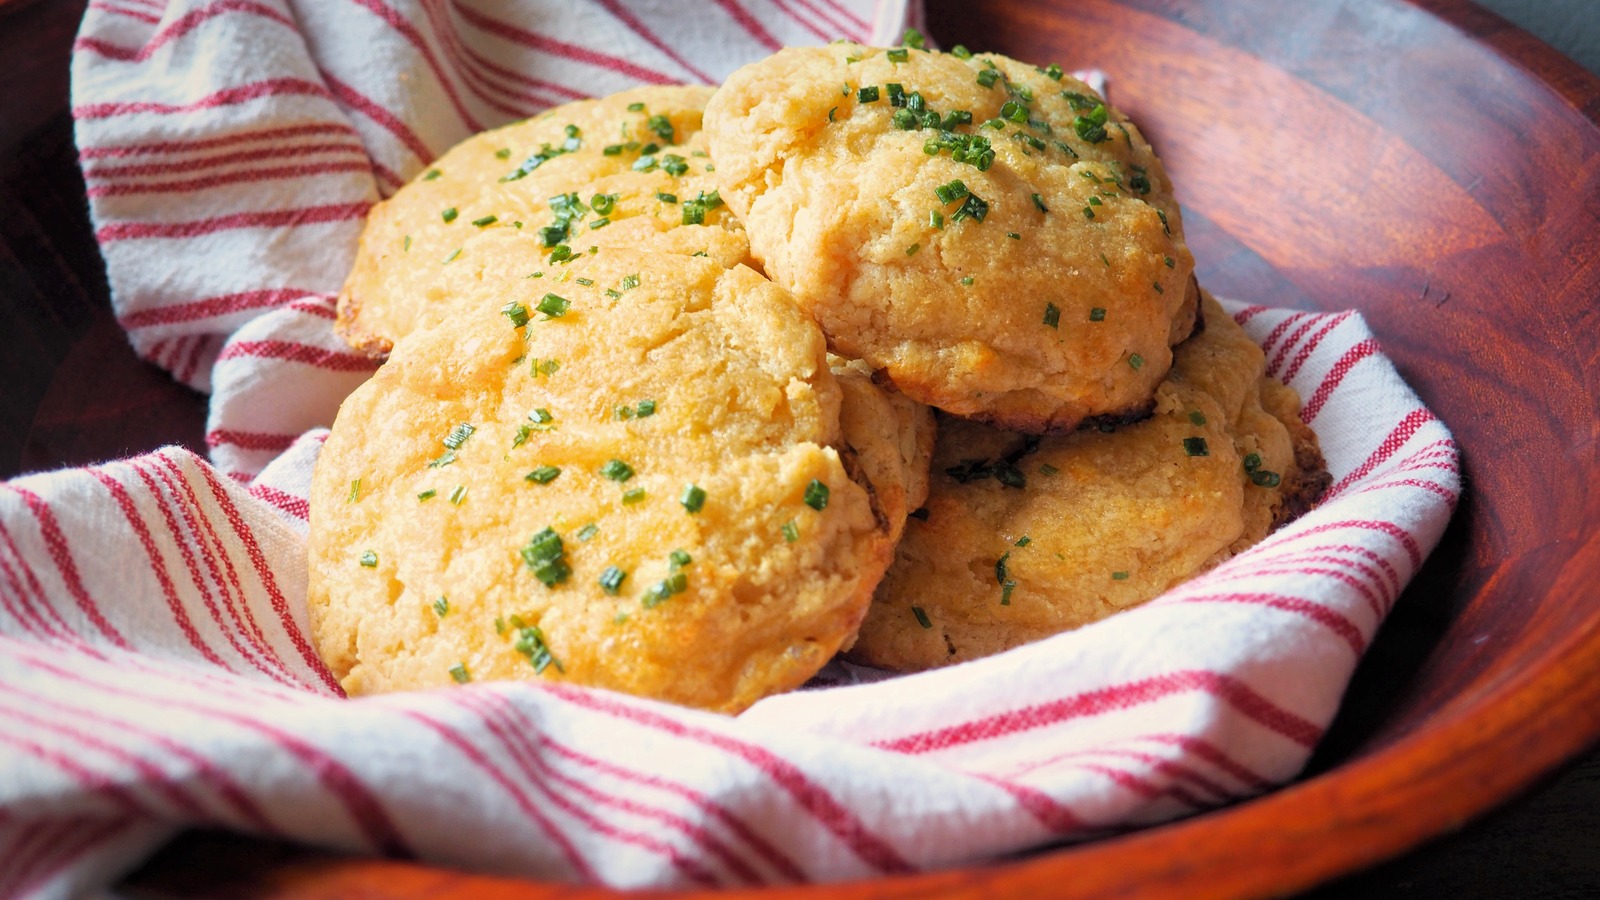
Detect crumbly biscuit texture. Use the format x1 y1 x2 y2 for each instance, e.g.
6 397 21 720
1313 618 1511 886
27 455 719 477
831 356 936 549
339 86 747 358
705 44 1195 431
310 238 893 713
847 293 1329 671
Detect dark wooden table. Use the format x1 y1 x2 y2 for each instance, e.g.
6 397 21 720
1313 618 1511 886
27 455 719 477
5 0 1599 896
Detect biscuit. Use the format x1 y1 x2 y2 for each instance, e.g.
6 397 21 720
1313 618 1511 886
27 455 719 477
705 44 1195 432
831 356 936 549
310 236 894 713
339 86 747 359
846 293 1329 671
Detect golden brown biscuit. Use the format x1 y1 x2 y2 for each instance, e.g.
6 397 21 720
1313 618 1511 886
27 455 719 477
339 86 746 358
846 293 1329 671
705 44 1195 432
310 236 893 713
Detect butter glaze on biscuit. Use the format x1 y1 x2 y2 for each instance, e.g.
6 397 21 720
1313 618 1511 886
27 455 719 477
847 293 1328 671
706 44 1195 432
339 86 747 359
311 238 894 713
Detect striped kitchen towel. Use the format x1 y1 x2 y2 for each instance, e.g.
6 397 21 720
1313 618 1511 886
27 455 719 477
0 0 1456 896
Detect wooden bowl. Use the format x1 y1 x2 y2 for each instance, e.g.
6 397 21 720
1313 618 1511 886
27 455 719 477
8 0 1600 896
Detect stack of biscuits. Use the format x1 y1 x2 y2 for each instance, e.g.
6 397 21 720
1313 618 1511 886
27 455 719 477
308 38 1330 713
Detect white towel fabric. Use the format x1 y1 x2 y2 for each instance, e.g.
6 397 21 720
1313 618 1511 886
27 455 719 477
0 1 1457 896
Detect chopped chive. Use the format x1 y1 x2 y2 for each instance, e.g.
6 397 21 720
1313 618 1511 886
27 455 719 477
996 551 1010 584
902 27 925 49
1183 437 1210 457
441 207 458 223
443 423 476 450
960 276 974 285
449 663 470 684
886 48 909 63
906 243 920 256
622 487 647 504
669 549 692 569
803 479 829 510
858 85 880 103
1039 463 1059 476
403 235 411 252
886 82 906 106
828 106 838 122
994 463 1026 489
1041 63 1063 80
575 277 594 286
912 606 933 628
781 520 799 543
422 168 442 181
1164 255 1176 268
1032 193 1049 213
642 571 687 608
656 191 678 203
930 210 944 229
1043 303 1060 328
679 483 706 513
590 193 616 215
1157 209 1171 234
512 622 560 672
627 101 645 112
1088 195 1103 207
600 459 634 482
1015 536 1032 546
348 478 361 503
588 217 610 230
359 550 378 567
521 526 570 587
1090 307 1107 321
530 408 553 425
950 44 972 59
635 397 655 416
646 113 674 142
443 247 462 263
427 449 457 469
417 488 437 501
599 565 627 595
935 179 970 204
575 522 599 542
951 194 989 223
603 144 624 156
1252 470 1283 488
1129 353 1145 370
525 465 561 484
1112 571 1130 580
1153 282 1165 294
1243 453 1263 472
1190 411 1208 426
448 484 467 504
433 596 449 617
472 214 498 227
1001 580 1016 605
494 147 511 159
977 69 1000 88
615 404 634 421
502 301 530 327
1007 232 1021 240
537 293 571 317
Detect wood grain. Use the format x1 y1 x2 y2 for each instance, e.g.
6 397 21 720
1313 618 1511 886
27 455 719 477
8 0 1600 896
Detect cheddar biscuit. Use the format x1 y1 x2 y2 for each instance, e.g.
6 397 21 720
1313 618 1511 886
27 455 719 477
705 44 1195 432
847 293 1328 671
311 237 892 713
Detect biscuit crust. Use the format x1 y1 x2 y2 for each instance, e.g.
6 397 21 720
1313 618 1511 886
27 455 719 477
311 239 894 712
338 86 747 359
705 44 1195 432
847 293 1328 671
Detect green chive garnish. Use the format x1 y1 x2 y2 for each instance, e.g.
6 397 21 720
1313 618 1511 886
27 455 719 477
599 566 627 595
1044 303 1060 328
575 523 599 542
441 207 458 223
1016 536 1032 546
1112 571 1130 580
433 596 449 617
600 459 634 482
423 169 442 181
1039 463 1059 476
886 48 909 63
1129 353 1145 370
525 466 561 484
449 663 470 684
1189 411 1208 426
502 301 530 327
951 45 972 59
443 423 476 450
906 243 920 256
1090 307 1106 321
359 550 378 567
680 484 706 513
1032 193 1049 213
858 85 880 103
348 478 361 503
781 520 799 543
622 487 647 504
1183 437 1209 457
537 293 571 317
912 605 933 628
472 214 498 227
803 479 829 510
635 397 655 416
417 488 437 501
448 485 466 504
521 527 570 587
